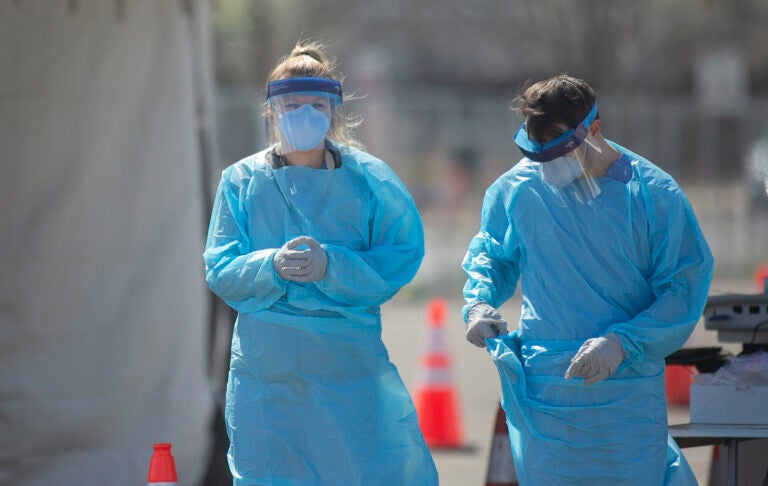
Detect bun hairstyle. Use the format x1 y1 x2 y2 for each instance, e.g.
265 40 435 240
267 40 340 83
266 39 363 149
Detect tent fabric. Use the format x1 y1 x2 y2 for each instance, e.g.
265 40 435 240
0 1 213 484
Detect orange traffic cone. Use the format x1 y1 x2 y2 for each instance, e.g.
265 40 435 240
147 443 178 486
414 297 464 448
485 403 518 486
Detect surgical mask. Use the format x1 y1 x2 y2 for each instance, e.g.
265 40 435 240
541 157 583 188
277 104 331 151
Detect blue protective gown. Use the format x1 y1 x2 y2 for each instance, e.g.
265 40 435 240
204 144 438 486
462 142 713 485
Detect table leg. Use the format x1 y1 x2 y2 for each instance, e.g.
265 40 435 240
727 439 738 486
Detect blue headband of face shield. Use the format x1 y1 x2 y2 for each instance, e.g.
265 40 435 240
267 77 343 106
513 102 598 162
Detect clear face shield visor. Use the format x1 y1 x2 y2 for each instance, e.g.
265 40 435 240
514 103 603 206
266 77 346 155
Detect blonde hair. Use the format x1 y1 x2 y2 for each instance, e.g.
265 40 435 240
266 40 363 149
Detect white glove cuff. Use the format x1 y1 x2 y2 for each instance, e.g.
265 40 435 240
604 333 625 359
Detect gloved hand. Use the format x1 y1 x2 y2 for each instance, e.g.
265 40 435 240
272 236 328 282
564 333 625 386
466 302 508 347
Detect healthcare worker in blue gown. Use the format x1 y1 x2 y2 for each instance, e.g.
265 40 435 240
203 41 438 486
461 74 713 485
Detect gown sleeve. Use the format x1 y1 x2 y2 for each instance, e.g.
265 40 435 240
314 166 424 307
607 182 714 364
461 181 522 322
203 167 287 313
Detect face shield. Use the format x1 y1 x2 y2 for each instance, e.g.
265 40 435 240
514 103 603 206
266 77 345 155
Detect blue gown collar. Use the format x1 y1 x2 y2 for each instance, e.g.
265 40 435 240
267 141 342 169
603 153 632 183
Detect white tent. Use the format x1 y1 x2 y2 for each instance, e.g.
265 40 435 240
0 1 216 484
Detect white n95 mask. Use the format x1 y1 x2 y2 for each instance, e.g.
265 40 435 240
277 104 331 151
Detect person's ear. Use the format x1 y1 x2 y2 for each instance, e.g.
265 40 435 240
589 119 601 137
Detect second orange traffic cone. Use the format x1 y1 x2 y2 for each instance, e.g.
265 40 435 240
485 403 518 486
147 443 178 486
414 297 464 448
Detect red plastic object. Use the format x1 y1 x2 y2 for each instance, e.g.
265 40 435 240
754 263 768 292
665 364 695 406
147 443 178 484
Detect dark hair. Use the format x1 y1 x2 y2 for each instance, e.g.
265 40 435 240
513 74 597 143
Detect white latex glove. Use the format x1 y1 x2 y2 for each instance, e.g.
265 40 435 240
466 302 508 347
272 236 328 282
564 333 625 386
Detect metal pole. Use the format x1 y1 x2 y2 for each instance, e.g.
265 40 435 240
727 439 738 486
